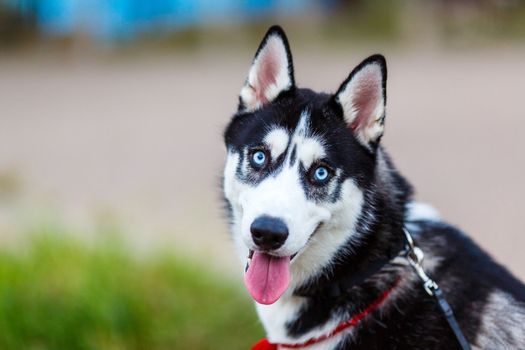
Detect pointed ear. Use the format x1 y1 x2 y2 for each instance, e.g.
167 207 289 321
239 26 295 112
334 55 387 149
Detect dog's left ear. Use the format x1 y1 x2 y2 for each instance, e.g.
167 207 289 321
238 26 295 112
333 55 387 149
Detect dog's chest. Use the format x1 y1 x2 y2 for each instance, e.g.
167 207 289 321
255 296 304 342
255 296 352 349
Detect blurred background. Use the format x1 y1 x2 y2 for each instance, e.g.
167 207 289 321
0 0 524 348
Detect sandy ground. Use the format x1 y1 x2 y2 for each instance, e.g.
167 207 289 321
0 45 524 281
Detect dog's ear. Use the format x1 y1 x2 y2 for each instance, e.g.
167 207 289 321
333 55 387 149
238 26 295 112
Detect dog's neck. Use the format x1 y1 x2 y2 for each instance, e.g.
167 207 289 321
263 229 409 345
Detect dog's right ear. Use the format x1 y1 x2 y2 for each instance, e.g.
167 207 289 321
238 26 295 112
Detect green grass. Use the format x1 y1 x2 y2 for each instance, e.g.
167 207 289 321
0 233 263 350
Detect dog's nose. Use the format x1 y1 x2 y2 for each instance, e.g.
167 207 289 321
250 216 289 251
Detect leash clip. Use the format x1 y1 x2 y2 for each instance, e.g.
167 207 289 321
403 229 438 296
402 227 471 349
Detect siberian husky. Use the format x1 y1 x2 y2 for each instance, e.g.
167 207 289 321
222 26 525 349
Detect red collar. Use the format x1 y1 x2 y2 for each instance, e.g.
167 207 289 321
252 279 400 350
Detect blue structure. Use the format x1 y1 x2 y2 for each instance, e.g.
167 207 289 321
7 0 315 41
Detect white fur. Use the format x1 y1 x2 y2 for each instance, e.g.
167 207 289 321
223 151 240 211
406 202 441 222
296 138 326 169
264 128 289 160
238 157 331 257
223 150 251 263
404 201 442 239
290 179 364 287
256 293 345 347
475 290 525 349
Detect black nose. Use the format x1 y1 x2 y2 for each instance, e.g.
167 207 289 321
250 216 289 251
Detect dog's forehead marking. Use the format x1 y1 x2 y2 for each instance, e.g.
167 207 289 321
286 109 326 169
264 128 289 159
295 109 310 137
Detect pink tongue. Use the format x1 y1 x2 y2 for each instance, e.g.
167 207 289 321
244 252 291 305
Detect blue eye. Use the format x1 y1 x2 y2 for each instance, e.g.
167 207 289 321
312 166 330 184
251 150 268 168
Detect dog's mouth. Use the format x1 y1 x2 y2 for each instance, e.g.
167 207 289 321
244 250 298 272
243 250 292 305
242 223 323 305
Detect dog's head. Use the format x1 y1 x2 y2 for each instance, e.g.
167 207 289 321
223 26 387 305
